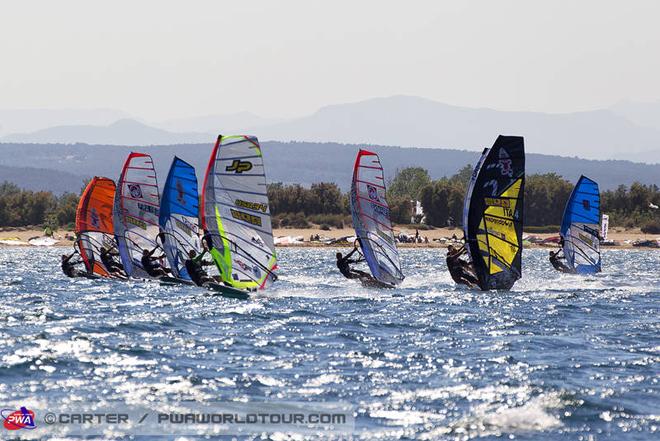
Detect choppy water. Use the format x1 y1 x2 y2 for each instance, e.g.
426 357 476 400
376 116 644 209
0 247 658 439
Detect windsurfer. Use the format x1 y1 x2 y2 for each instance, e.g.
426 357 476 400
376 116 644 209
100 246 126 277
141 246 172 278
336 242 374 282
549 237 574 273
549 249 573 273
61 251 86 277
185 247 214 286
446 245 479 288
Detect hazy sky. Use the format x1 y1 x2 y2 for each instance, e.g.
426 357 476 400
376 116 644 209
1 0 659 120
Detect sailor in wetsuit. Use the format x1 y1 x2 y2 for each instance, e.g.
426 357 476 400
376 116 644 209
184 249 214 286
446 245 479 288
549 237 574 273
336 242 374 282
99 246 126 277
61 252 85 277
141 246 172 278
549 250 573 273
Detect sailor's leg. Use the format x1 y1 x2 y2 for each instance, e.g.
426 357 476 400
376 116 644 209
352 270 372 279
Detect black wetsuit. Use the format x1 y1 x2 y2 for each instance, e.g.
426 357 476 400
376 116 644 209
446 249 479 287
62 254 84 278
337 260 356 279
337 248 372 280
549 251 573 273
185 251 212 286
141 249 167 277
100 249 124 274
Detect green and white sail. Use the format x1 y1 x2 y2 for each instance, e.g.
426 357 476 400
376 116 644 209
201 135 277 290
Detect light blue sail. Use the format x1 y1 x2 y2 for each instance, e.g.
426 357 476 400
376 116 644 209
561 175 601 274
159 157 200 280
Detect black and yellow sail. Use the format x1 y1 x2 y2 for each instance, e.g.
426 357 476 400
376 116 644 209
463 135 525 290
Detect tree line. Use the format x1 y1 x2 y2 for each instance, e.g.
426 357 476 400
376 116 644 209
267 182 412 229
0 182 79 229
267 167 659 232
0 168 657 233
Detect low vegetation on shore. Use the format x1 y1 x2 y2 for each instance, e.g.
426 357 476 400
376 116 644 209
0 166 658 234
268 166 659 234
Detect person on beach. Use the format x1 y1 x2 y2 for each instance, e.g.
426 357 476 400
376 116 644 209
61 251 85 277
446 244 479 288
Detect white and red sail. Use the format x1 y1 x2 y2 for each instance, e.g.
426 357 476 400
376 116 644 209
113 152 162 278
350 149 404 287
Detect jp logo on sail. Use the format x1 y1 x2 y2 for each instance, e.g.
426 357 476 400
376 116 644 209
225 160 253 174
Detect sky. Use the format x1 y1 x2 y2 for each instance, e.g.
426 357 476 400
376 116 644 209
1 0 659 120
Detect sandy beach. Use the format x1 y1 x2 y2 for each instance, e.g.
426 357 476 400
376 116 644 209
1 225 657 249
272 226 659 249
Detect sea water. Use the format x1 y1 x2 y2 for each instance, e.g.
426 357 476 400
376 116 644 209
0 247 658 439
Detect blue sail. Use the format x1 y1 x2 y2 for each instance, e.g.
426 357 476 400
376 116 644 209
560 175 601 274
159 157 201 279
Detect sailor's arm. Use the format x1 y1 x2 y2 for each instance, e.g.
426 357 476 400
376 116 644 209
66 251 79 262
192 250 207 264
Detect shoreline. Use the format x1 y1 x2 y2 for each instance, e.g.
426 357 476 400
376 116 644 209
0 226 658 250
271 226 660 250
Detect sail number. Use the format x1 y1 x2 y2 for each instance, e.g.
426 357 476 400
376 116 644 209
230 208 262 227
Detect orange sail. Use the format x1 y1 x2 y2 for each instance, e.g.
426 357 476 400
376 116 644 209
75 177 116 277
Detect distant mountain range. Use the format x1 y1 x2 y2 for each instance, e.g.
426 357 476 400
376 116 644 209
0 164 87 194
1 96 660 163
157 112 282 134
0 141 657 195
0 108 129 136
1 119 210 145
258 96 660 163
610 100 660 132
